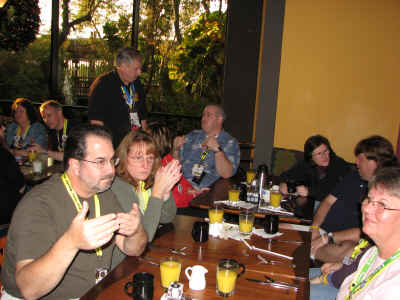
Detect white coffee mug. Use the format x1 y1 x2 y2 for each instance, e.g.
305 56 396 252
185 265 208 291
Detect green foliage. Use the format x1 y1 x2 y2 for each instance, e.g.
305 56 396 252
0 35 50 100
171 11 226 103
0 0 40 51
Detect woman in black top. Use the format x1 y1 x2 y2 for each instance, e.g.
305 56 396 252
280 135 351 203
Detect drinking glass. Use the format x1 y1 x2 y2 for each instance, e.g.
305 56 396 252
160 257 181 289
216 259 245 297
28 149 37 163
264 214 279 234
208 204 224 224
270 190 282 207
228 185 240 202
192 221 209 243
239 210 255 236
246 170 256 184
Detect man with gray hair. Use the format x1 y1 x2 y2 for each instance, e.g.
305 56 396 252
173 104 240 190
89 47 148 147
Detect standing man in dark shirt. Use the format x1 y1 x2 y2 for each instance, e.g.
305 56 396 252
30 100 78 161
88 47 148 148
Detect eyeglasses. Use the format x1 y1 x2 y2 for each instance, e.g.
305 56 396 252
80 157 120 169
128 155 155 165
312 149 330 157
363 197 400 213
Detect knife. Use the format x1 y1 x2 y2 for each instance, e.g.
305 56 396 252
245 278 298 290
268 239 304 245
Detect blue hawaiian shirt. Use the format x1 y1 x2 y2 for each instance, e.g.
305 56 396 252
5 122 48 150
180 129 240 188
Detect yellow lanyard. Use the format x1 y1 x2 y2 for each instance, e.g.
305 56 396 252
57 119 68 151
351 239 370 259
16 125 31 146
61 173 102 256
136 181 151 213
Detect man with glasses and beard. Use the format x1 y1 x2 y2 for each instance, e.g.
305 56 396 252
1 124 147 300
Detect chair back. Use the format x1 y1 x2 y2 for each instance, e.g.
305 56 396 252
270 147 304 176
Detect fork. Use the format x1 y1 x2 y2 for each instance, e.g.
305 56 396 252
257 254 296 268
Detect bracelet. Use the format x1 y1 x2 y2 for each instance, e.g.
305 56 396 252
310 225 320 230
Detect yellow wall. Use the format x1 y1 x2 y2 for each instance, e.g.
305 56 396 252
274 0 400 162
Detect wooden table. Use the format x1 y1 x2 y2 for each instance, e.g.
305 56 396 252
190 179 314 224
20 161 63 186
81 215 310 300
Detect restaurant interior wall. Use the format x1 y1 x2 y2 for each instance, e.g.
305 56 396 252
274 0 400 162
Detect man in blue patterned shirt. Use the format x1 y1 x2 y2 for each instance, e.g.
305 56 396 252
173 105 240 189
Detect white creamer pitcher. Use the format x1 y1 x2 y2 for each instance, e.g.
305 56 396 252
185 265 208 290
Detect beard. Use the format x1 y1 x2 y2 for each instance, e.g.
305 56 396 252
83 173 115 194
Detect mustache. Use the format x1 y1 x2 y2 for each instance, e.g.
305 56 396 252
100 174 115 181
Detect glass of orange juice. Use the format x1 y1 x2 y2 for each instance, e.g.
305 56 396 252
28 149 38 163
160 257 181 289
208 204 224 224
270 185 282 208
239 210 255 236
216 259 245 297
228 185 240 202
246 170 256 184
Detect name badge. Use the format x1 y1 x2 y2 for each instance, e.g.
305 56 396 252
129 112 140 128
192 163 205 177
95 267 109 284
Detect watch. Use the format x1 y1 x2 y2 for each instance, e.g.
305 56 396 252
214 146 223 153
327 232 335 244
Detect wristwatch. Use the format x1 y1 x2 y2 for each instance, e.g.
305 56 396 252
327 232 335 244
214 146 223 153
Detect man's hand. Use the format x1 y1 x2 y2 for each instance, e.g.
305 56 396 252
311 227 322 240
188 187 210 196
321 262 343 275
280 183 288 195
116 203 141 237
28 143 46 154
202 135 220 152
296 185 309 197
67 201 119 251
152 159 182 200
311 234 328 257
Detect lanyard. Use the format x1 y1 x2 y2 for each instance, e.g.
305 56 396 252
136 181 151 214
351 239 370 259
57 119 68 152
16 125 30 138
121 83 136 111
345 247 400 299
61 173 103 256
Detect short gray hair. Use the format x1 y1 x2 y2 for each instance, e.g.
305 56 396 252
115 47 142 67
207 104 226 121
369 166 400 199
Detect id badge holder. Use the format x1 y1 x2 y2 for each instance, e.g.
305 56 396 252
95 267 109 284
192 163 204 177
130 112 140 127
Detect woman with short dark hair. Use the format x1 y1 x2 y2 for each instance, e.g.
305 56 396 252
280 135 351 203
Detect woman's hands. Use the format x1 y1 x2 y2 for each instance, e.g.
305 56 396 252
152 159 182 201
